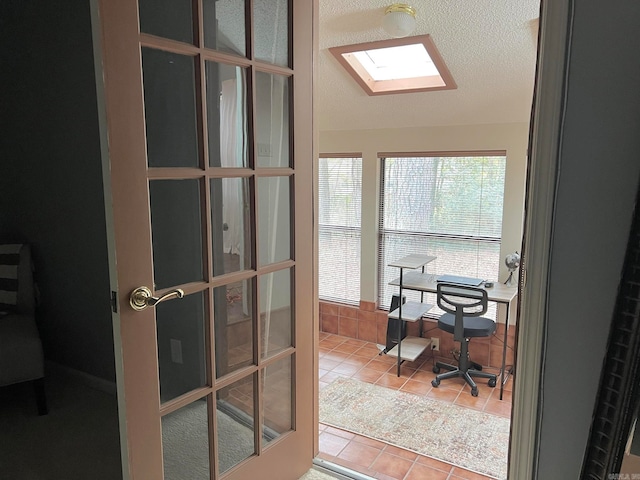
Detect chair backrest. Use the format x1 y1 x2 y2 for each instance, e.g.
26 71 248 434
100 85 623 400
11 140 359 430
437 283 488 341
0 243 36 315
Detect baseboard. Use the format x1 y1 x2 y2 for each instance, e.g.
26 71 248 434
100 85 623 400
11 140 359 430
45 360 117 396
217 399 279 441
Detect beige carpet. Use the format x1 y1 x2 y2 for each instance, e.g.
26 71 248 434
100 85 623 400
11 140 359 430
319 377 509 479
162 401 256 479
298 468 342 479
0 374 122 480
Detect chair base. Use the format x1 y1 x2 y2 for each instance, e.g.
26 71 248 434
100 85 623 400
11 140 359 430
431 360 497 397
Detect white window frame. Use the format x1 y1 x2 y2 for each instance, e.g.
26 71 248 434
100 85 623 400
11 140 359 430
317 155 362 305
377 152 507 317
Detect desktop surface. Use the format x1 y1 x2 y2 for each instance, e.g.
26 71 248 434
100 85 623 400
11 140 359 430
389 271 517 304
436 274 484 287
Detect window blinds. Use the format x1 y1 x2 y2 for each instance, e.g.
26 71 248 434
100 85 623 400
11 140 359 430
378 155 506 316
318 157 362 305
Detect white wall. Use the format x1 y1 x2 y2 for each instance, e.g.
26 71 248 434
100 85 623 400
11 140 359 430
320 122 529 308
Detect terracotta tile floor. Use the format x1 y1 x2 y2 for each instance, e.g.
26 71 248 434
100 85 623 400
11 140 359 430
318 333 513 480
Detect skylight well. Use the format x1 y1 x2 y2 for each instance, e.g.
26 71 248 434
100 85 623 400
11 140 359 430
329 35 456 96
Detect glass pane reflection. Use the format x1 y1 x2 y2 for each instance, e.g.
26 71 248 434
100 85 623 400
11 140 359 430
262 356 292 445
210 178 252 276
216 375 255 473
162 399 210 480
206 62 249 168
260 269 292 359
142 48 199 168
139 0 194 44
214 281 254 379
203 0 246 56
253 0 289 67
149 179 204 289
255 71 290 168
156 291 207 404
257 177 290 266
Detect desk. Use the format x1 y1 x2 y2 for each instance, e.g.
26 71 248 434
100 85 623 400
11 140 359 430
389 271 518 400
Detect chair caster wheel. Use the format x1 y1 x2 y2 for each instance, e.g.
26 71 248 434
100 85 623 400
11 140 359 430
488 378 497 388
472 361 483 371
471 387 479 397
431 379 440 388
432 365 440 374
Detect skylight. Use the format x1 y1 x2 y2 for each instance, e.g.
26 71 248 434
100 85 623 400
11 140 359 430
352 44 439 81
329 35 456 96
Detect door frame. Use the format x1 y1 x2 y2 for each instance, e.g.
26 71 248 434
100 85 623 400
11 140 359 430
508 0 571 478
88 0 133 476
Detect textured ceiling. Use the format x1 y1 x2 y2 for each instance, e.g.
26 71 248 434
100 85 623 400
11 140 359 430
318 0 540 131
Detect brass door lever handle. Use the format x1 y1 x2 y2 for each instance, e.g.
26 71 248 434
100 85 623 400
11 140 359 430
129 286 184 311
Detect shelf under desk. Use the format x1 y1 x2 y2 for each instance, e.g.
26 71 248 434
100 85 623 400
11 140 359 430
378 336 432 362
388 301 434 322
384 254 437 375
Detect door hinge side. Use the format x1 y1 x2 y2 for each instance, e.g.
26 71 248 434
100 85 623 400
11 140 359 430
111 290 118 313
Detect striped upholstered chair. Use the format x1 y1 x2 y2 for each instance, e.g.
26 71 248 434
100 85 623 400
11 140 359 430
0 244 47 415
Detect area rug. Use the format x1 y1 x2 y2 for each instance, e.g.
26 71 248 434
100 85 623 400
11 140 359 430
319 377 509 479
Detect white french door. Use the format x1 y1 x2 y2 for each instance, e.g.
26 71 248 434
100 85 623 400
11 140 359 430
96 1 316 478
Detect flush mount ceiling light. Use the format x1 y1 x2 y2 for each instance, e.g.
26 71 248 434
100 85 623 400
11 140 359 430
382 4 417 38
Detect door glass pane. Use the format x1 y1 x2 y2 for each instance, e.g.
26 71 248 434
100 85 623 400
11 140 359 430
217 375 255 473
260 268 292 359
214 281 254 379
203 0 246 56
206 62 249 168
142 48 199 168
156 291 207 403
162 398 210 480
210 178 252 276
253 0 288 67
262 356 292 445
150 179 204 289
257 177 290 266
255 71 290 168
139 0 194 44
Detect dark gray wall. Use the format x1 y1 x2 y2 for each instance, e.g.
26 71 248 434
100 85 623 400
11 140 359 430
0 0 115 381
537 0 640 477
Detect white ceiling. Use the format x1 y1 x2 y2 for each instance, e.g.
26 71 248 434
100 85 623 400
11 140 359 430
318 0 541 132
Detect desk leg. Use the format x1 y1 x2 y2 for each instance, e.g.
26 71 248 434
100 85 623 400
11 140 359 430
397 268 404 377
500 304 510 400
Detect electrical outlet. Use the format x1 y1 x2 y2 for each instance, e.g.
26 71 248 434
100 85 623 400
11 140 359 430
170 338 183 364
430 337 440 351
257 143 271 157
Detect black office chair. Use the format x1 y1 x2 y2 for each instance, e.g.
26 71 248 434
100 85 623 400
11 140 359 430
431 283 497 396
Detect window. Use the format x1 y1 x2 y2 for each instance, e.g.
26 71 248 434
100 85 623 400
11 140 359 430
318 156 362 304
378 154 507 317
328 35 456 96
